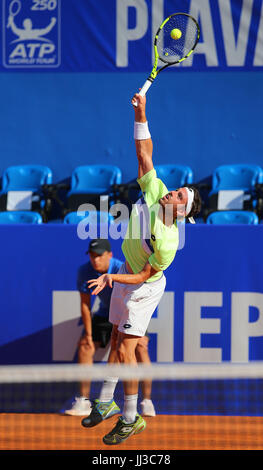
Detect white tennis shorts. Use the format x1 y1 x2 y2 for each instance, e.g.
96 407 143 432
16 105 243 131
109 263 166 337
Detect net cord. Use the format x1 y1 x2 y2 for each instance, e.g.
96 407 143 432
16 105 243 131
0 362 263 383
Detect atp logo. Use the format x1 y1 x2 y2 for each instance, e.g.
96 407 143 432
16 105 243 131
2 0 61 68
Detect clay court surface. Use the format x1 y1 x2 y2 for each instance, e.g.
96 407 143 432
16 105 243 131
0 413 263 450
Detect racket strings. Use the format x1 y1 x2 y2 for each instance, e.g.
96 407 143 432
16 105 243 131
156 14 199 64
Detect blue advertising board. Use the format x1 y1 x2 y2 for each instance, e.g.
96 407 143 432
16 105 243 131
0 224 263 365
1 0 263 72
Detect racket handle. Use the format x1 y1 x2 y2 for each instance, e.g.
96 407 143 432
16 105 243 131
133 79 153 107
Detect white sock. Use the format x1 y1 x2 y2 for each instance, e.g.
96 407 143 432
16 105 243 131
122 394 138 424
99 376 118 402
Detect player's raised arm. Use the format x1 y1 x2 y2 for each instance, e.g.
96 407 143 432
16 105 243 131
132 94 154 179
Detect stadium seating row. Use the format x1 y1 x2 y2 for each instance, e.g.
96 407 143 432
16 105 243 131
0 163 263 224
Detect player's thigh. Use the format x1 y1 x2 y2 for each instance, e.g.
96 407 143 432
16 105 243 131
109 281 127 326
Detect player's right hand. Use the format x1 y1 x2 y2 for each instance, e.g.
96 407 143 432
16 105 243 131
131 92 146 109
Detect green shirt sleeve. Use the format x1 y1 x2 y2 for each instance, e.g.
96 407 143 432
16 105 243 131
137 168 168 206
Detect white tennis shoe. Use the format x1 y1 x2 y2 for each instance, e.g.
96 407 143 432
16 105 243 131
140 399 156 417
64 397 92 416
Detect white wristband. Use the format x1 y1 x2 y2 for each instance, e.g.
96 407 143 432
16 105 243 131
134 121 151 140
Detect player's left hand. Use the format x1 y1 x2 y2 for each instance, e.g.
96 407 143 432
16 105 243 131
87 274 113 295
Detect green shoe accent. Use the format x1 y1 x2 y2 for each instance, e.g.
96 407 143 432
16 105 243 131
81 399 120 428
94 399 120 418
103 414 146 445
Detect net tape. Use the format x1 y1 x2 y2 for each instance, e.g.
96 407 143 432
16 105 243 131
1 362 263 383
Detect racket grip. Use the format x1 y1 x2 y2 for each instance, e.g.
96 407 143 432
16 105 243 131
133 79 153 107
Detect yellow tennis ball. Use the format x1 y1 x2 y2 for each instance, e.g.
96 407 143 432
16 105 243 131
171 28 182 40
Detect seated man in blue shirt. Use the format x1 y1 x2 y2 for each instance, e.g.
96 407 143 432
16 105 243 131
65 238 155 418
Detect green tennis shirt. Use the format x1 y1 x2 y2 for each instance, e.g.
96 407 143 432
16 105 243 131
122 168 179 282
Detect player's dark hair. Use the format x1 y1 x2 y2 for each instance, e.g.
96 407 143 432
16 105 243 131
187 186 202 219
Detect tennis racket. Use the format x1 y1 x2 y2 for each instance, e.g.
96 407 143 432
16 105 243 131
134 12 200 105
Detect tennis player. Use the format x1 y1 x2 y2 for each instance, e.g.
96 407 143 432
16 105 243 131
64 238 156 418
81 93 202 445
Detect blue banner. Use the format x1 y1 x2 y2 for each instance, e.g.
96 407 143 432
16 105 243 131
0 224 263 365
0 0 263 72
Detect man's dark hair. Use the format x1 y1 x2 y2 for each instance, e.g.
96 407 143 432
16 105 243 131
186 186 202 219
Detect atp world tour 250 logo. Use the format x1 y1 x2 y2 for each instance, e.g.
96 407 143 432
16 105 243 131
2 0 61 68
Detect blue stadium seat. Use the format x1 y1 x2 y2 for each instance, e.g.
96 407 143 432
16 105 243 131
0 211 43 224
155 165 193 190
68 165 122 195
66 165 122 213
210 164 263 194
64 211 114 224
206 211 259 225
0 165 52 215
1 165 52 192
207 164 263 214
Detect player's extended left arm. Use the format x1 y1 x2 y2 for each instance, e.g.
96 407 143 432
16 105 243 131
87 262 159 295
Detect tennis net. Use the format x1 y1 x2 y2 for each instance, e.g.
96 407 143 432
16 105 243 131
1 362 263 451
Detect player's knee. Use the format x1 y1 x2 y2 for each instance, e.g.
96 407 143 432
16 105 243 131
117 342 135 363
136 337 151 363
117 347 127 363
136 337 149 353
136 340 148 354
